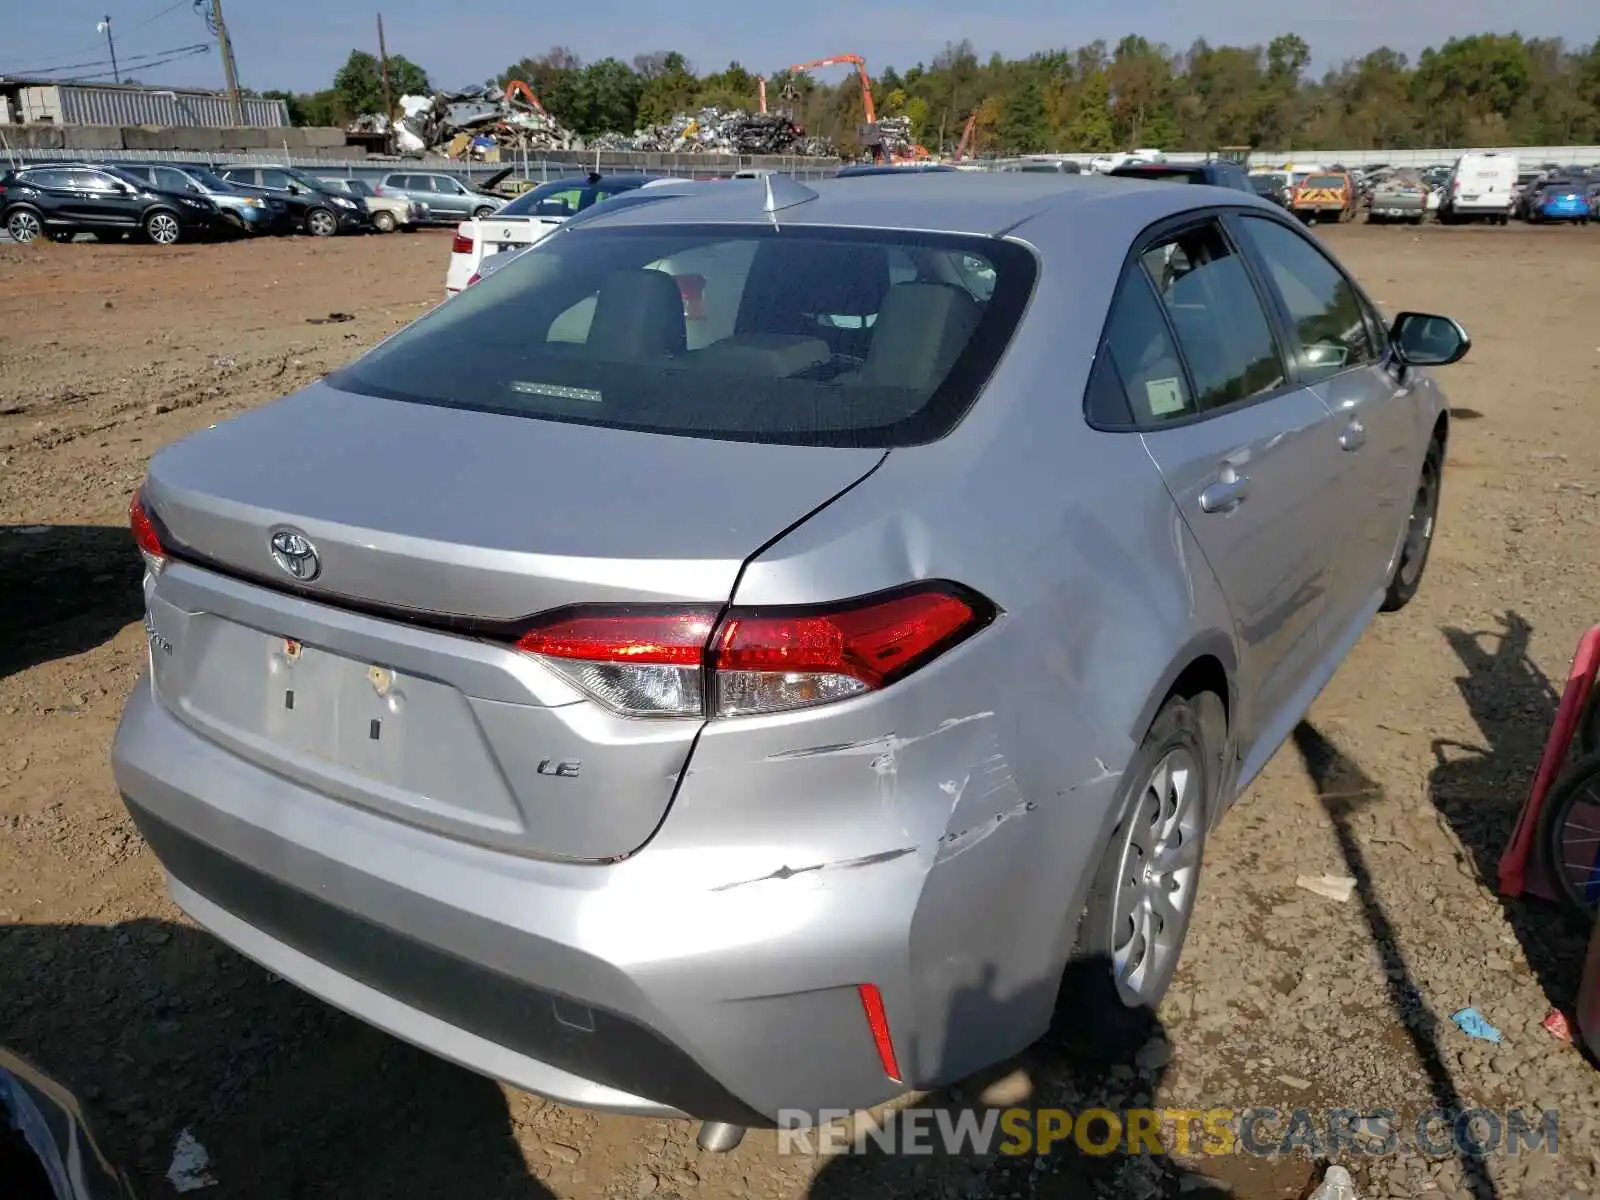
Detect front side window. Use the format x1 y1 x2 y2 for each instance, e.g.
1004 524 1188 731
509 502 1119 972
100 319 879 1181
1140 221 1286 411
330 224 1037 447
258 170 290 190
76 170 120 192
1238 215 1378 381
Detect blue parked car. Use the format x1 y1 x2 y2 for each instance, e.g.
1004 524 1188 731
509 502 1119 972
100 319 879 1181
1528 179 1591 225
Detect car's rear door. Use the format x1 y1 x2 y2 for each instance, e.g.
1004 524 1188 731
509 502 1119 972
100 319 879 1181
1117 213 1349 775
1230 212 1413 642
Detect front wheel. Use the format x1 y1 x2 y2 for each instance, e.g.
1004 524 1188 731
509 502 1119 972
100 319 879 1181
1064 692 1214 1042
1382 437 1443 612
144 210 182 245
372 210 397 233
305 207 338 237
1536 750 1600 920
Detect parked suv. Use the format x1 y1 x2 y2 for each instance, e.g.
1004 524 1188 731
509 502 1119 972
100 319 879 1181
0 162 217 244
217 166 367 237
114 163 280 235
375 172 503 223
1108 161 1254 193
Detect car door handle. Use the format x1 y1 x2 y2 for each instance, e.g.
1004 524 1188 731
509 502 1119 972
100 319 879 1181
1339 421 1367 451
1199 474 1251 513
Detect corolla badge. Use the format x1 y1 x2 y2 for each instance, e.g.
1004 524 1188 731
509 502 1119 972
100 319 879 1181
269 528 321 582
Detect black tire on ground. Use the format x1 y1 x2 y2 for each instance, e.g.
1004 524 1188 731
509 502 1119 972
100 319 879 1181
473 205 497 219
1382 435 1444 613
305 207 339 237
1536 749 1600 921
372 210 397 233
1056 691 1217 1054
144 209 182 245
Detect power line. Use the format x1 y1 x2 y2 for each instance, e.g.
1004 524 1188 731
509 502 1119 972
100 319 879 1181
0 0 197 69
1 43 211 79
64 45 212 83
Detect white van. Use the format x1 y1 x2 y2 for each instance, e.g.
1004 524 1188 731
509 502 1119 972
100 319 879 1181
1441 151 1518 224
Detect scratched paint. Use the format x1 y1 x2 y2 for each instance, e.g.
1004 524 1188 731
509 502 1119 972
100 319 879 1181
934 797 1038 864
710 846 917 892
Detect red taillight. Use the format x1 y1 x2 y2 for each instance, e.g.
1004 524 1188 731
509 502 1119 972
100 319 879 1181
857 984 901 1082
451 229 474 254
512 585 991 719
516 609 719 717
129 490 166 574
465 271 482 287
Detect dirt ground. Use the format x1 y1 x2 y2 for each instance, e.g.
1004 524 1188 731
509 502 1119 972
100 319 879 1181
3 223 1600 1200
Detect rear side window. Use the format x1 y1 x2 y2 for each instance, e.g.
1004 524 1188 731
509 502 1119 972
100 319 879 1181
1102 271 1193 424
1139 222 1286 411
154 167 192 192
331 224 1037 447
1237 216 1378 381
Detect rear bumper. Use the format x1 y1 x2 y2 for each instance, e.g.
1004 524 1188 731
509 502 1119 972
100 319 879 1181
112 677 1086 1121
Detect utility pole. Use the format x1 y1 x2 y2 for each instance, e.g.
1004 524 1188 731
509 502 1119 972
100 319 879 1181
97 17 120 83
208 0 244 124
376 13 394 121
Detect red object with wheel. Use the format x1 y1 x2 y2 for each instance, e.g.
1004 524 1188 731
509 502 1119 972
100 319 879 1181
1498 623 1600 898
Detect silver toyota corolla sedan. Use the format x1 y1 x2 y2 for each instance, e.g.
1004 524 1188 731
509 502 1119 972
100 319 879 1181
113 173 1469 1148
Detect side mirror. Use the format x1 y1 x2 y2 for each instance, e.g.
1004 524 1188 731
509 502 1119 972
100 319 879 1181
287 184 302 195
1390 312 1471 367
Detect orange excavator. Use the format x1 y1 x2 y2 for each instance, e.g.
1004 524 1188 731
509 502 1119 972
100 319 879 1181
953 112 978 161
758 53 930 163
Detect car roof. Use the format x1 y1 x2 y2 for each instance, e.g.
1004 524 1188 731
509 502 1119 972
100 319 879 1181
575 172 1280 239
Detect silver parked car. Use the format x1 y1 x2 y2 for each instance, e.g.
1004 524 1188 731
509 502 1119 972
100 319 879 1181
113 174 1468 1148
375 170 503 222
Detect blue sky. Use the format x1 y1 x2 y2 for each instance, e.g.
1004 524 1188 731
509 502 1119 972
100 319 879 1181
3 0 1597 97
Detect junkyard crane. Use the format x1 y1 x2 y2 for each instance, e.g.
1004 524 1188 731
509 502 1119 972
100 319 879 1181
758 54 932 163
954 111 978 161
759 53 877 123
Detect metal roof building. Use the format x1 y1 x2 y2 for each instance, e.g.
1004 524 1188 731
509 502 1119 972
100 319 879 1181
0 78 287 128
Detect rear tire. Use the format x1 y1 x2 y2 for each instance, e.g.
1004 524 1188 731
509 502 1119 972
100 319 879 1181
372 210 397 233
473 205 497 219
1382 436 1443 613
1058 693 1214 1051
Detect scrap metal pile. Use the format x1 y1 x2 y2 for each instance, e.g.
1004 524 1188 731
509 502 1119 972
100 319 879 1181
349 83 581 157
351 86 837 158
589 107 834 156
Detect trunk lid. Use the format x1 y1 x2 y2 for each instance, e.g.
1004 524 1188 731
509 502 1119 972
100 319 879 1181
141 382 883 859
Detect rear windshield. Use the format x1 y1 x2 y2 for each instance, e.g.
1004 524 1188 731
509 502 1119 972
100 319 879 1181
330 223 1036 447
1302 175 1344 189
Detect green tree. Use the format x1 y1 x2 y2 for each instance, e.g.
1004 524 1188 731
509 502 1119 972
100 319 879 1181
569 58 642 135
332 49 428 117
636 50 698 124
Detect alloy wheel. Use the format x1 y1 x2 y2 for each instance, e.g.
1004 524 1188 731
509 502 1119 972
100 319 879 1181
1398 455 1440 588
308 209 337 237
8 211 42 243
148 213 180 245
1109 747 1203 1007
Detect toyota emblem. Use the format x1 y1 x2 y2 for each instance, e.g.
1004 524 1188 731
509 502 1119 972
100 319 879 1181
269 528 321 582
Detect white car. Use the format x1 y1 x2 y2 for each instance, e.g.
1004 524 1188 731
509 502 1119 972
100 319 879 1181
443 174 674 296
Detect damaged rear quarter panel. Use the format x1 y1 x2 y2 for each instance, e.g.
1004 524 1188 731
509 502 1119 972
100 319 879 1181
646 216 1239 1097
